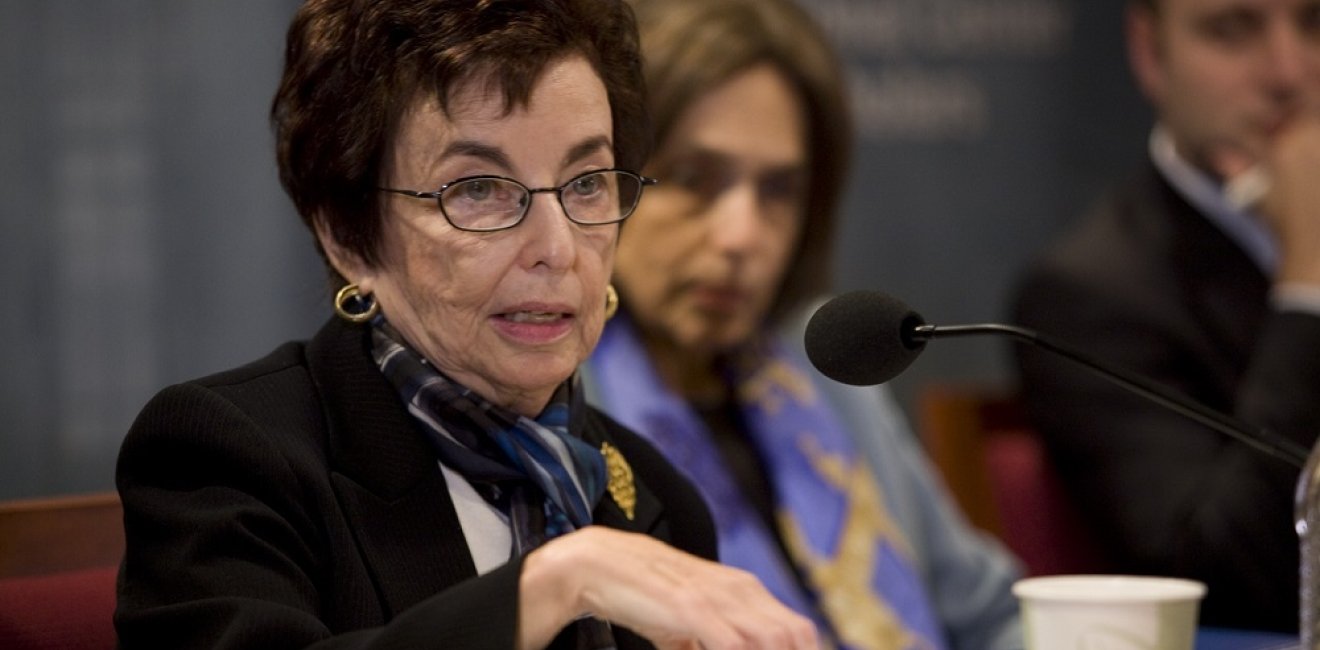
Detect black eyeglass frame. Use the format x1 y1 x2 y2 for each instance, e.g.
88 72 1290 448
378 168 657 233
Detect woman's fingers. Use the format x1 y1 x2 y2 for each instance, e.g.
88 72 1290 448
524 526 819 650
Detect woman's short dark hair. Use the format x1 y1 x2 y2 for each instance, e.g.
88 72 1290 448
629 0 851 322
272 0 647 283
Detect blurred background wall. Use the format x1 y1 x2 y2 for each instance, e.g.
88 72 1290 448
808 0 1150 416
0 0 1150 499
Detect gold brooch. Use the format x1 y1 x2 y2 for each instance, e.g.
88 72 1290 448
601 441 636 520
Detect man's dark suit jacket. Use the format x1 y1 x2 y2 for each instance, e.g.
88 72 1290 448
1012 162 1320 632
115 316 716 649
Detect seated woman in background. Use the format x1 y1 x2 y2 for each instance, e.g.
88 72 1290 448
113 0 817 648
584 0 1024 648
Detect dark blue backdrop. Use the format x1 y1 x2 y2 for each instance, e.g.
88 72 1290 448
0 0 1151 499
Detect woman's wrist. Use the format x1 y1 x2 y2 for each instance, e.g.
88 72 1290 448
517 536 585 650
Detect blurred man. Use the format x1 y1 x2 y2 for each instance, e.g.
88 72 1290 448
1012 0 1320 632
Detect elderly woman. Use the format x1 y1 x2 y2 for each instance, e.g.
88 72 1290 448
113 1 817 648
584 0 1024 648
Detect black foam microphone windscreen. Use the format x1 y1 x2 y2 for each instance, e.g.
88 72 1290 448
804 290 928 386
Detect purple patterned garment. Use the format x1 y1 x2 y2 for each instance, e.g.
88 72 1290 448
587 316 948 650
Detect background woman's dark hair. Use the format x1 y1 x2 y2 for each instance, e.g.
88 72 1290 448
629 0 851 323
272 0 648 285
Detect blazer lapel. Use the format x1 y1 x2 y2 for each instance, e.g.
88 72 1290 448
1151 172 1270 384
307 318 479 616
305 319 671 617
579 411 663 535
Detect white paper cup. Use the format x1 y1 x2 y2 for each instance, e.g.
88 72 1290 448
1013 575 1207 650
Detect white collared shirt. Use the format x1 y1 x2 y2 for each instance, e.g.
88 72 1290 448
1148 125 1320 315
440 462 513 575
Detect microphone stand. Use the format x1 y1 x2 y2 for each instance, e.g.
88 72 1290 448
1298 452 1320 648
912 322 1318 645
910 323 1308 468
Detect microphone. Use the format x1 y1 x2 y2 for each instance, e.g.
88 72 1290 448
804 290 1309 469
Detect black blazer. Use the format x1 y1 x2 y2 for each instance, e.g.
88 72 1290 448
1012 162 1320 631
115 317 716 649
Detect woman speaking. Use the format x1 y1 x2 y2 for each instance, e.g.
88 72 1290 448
113 1 815 648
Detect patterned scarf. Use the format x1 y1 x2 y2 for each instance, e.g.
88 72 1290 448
371 320 614 648
587 316 948 650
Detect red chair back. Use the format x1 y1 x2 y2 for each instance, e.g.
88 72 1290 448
0 566 118 650
919 384 1109 576
0 492 123 650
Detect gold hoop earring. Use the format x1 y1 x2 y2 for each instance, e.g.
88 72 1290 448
604 284 619 321
334 283 379 323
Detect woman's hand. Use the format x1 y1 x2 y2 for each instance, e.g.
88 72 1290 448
518 526 819 650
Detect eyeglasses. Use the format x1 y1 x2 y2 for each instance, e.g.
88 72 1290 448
378 169 657 232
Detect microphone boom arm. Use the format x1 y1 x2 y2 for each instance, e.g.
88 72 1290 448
910 323 1309 470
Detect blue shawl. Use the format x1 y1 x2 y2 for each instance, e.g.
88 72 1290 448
586 316 947 650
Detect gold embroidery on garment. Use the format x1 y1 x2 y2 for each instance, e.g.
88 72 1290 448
778 435 935 650
738 358 817 415
601 441 636 520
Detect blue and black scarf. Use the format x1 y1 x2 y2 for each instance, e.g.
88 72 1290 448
371 319 613 648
